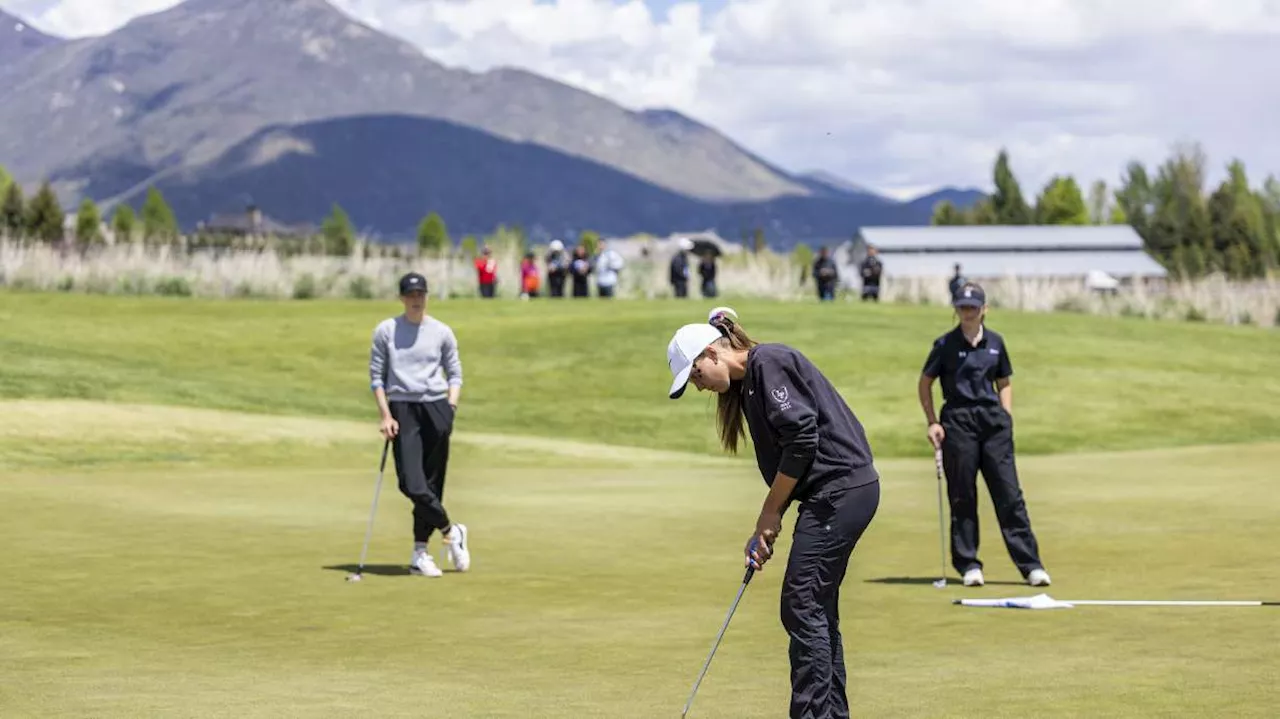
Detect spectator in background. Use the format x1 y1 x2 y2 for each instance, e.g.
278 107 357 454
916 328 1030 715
545 239 568 298
520 251 541 299
669 237 692 298
949 263 967 300
860 245 883 302
699 252 718 298
474 246 498 298
593 239 625 298
570 245 592 298
813 246 839 301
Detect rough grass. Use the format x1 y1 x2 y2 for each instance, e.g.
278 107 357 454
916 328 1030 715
1 402 1278 718
1 291 1277 459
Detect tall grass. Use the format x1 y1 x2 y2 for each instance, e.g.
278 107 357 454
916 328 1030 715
2 237 1276 327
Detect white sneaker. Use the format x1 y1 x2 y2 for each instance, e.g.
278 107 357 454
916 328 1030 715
1027 568 1052 587
963 568 985 587
443 524 470 572
410 550 442 577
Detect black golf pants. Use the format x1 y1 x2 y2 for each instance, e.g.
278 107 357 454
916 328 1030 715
781 471 880 719
940 404 1043 577
389 400 454 543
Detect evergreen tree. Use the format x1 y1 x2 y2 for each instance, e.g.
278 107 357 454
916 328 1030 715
112 204 137 243
140 187 179 243
417 212 448 256
1207 160 1268 278
965 197 998 225
0 164 11 198
1 180 24 237
991 150 1032 224
75 198 103 246
25 181 65 244
321 203 355 256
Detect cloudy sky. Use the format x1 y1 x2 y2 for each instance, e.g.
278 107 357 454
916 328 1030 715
5 0 1280 200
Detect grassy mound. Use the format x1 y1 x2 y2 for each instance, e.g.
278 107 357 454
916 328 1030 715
2 292 1277 458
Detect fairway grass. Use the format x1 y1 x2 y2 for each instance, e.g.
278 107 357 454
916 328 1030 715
2 292 1278 458
2 401 1279 718
3 292 1279 717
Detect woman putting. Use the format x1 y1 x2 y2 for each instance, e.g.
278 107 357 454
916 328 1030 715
917 282 1050 588
667 307 880 719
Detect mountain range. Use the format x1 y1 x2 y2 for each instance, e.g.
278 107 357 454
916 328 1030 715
0 0 984 246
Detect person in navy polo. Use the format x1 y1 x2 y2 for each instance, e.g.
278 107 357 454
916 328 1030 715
917 282 1051 588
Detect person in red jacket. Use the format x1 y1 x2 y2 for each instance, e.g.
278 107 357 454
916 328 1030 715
474 246 498 298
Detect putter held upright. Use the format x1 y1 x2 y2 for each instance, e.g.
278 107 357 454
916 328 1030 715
347 439 391 583
933 447 948 589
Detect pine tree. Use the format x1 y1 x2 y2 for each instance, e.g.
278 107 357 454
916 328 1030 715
112 204 137 243
417 212 448 256
991 150 1032 224
1 180 24 237
25 181 65 244
321 204 355 256
141 187 179 243
75 198 103 247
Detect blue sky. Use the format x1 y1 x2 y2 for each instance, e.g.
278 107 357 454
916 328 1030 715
5 0 1280 200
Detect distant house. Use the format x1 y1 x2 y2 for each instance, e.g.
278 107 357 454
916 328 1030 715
837 225 1168 290
197 205 311 238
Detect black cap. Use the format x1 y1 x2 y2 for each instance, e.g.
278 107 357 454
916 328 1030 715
399 272 428 295
953 284 985 308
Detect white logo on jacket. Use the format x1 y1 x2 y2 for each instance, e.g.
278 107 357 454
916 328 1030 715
770 386 792 410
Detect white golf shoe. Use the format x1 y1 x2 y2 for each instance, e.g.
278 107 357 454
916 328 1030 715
963 568 985 587
443 523 470 572
410 549 443 578
1027 568 1052 587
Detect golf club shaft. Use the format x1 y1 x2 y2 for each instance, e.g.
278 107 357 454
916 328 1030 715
682 567 754 718
355 439 392 573
934 448 947 582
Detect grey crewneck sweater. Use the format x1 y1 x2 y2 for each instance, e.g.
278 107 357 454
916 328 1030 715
369 314 463 402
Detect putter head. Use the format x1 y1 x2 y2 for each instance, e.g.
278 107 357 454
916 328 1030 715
346 573 362 582
932 578 946 588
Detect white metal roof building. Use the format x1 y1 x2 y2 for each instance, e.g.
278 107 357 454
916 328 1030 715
837 225 1168 287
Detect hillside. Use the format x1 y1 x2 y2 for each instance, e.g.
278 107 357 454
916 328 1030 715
134 114 938 239
0 0 807 203
0 9 61 66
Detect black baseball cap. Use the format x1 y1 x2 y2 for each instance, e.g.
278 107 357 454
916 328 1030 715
399 272 428 295
953 283 985 308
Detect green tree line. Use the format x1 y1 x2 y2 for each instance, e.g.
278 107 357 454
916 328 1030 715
931 144 1280 279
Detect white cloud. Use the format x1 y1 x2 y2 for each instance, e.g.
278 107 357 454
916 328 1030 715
5 0 1280 200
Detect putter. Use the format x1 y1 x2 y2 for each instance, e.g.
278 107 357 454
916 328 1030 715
347 439 391 583
932 447 948 589
681 556 758 718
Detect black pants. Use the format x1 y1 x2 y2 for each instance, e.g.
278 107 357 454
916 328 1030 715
548 273 566 297
389 400 454 543
781 471 880 719
672 279 688 297
940 404 1043 577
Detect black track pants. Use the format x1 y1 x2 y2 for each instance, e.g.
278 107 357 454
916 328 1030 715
781 470 880 719
389 400 454 543
940 404 1043 577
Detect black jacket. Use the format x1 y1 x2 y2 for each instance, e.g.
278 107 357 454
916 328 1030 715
741 343 877 503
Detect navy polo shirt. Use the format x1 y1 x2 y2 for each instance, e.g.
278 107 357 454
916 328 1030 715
921 325 1013 409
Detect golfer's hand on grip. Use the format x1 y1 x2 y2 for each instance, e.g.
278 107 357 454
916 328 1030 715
927 422 945 449
745 510 781 570
380 416 399 439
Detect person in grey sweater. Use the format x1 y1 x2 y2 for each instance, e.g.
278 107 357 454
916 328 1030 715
368 271 471 578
